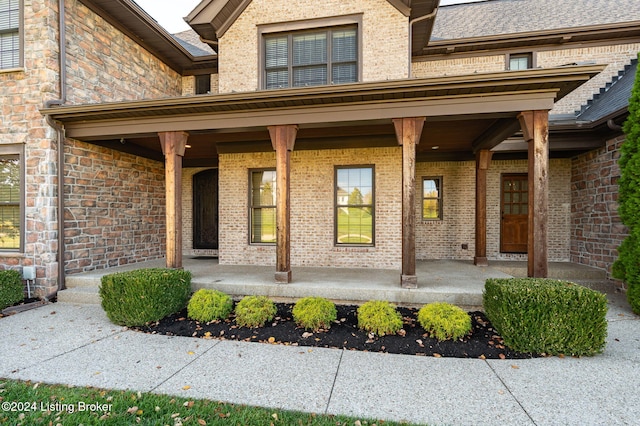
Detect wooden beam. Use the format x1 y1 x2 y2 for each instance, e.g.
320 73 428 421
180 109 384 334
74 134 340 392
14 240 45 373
471 118 521 153
393 117 425 288
268 125 298 283
158 131 188 269
474 149 493 266
518 111 549 278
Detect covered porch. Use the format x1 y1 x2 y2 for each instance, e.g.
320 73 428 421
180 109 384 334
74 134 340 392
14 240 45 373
59 258 608 308
43 64 606 292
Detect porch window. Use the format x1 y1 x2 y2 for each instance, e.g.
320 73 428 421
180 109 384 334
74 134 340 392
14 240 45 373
250 169 277 244
422 177 442 220
264 26 358 89
335 166 374 245
0 154 21 250
0 0 20 70
508 53 533 70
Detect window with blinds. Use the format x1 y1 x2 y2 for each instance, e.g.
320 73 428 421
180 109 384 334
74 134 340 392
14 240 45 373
0 155 20 250
264 26 357 89
0 0 20 70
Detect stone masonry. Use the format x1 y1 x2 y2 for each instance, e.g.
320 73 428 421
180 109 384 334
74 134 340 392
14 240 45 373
571 135 628 280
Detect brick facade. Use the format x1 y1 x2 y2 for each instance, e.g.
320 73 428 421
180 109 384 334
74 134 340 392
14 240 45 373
218 148 402 268
64 139 166 274
571 135 628 279
218 0 408 93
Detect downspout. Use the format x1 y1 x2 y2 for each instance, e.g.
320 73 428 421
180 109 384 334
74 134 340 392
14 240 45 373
44 0 67 293
408 7 438 78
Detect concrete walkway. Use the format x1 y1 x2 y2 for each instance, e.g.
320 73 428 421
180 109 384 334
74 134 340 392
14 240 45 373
1 292 638 425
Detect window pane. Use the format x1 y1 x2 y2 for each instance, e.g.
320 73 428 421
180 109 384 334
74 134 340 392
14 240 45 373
265 36 288 68
423 179 438 198
0 156 19 249
509 55 531 70
423 199 439 220
332 63 357 84
332 29 356 62
293 32 326 66
251 208 276 243
293 65 327 87
336 207 373 244
266 69 289 89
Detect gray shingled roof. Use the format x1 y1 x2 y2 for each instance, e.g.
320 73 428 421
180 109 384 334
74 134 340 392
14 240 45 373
578 59 637 122
172 30 216 56
433 0 640 40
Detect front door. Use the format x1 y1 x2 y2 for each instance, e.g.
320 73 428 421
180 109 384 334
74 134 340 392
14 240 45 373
500 174 528 253
193 169 219 250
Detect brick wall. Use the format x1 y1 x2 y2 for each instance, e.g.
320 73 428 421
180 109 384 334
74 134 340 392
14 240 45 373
63 139 166 274
218 147 402 268
571 136 628 279
415 159 571 262
65 0 183 103
218 0 408 93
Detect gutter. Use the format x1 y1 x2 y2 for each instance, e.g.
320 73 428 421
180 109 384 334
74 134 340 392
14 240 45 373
408 7 438 78
43 0 67 293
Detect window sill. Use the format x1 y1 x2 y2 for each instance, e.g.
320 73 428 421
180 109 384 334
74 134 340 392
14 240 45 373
0 251 24 257
0 67 24 74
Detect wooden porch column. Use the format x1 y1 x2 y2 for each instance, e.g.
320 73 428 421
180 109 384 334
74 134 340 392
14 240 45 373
159 131 188 269
393 117 425 289
268 125 298 283
474 149 493 266
518 110 549 278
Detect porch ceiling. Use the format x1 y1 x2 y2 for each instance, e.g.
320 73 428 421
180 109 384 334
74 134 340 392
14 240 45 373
42 65 605 166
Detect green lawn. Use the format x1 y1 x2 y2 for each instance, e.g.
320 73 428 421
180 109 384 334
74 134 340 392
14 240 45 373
0 379 418 425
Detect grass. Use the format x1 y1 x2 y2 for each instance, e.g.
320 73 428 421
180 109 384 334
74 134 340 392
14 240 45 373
0 379 416 425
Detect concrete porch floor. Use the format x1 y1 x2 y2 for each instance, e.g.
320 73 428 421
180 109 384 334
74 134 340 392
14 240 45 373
59 258 610 309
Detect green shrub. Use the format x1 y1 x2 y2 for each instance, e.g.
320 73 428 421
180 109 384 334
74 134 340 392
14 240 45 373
99 268 191 327
234 295 277 328
0 270 23 310
187 289 233 323
417 302 472 341
357 300 403 336
292 297 337 331
614 51 640 313
483 278 608 356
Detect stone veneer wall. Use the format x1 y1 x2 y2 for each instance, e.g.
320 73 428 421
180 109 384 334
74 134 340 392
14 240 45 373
412 43 640 115
65 0 183 103
415 159 571 261
218 0 408 93
571 136 628 279
218 147 402 269
0 0 65 296
63 139 166 274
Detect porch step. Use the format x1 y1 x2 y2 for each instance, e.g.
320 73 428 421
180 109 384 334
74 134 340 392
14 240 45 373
56 287 101 305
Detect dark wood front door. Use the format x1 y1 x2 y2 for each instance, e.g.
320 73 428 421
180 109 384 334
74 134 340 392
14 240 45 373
500 174 528 253
193 169 218 250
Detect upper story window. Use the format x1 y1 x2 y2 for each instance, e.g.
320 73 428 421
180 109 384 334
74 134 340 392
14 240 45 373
508 53 533 71
195 74 211 94
264 26 358 90
0 0 20 70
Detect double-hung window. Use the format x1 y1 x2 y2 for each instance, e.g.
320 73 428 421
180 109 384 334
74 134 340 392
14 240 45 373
0 0 20 70
0 149 22 250
335 166 374 245
250 169 277 244
264 26 358 89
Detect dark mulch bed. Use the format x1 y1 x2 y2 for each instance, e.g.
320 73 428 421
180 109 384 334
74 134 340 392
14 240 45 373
133 303 540 359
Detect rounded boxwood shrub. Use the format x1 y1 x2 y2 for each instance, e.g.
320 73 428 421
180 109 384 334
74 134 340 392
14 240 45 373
0 270 24 310
99 268 191 327
357 300 403 336
292 297 337 331
417 302 471 341
484 278 608 356
234 295 277 328
187 289 233 323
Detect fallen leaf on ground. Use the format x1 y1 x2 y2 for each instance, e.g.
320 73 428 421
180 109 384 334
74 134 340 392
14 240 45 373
182 385 191 390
